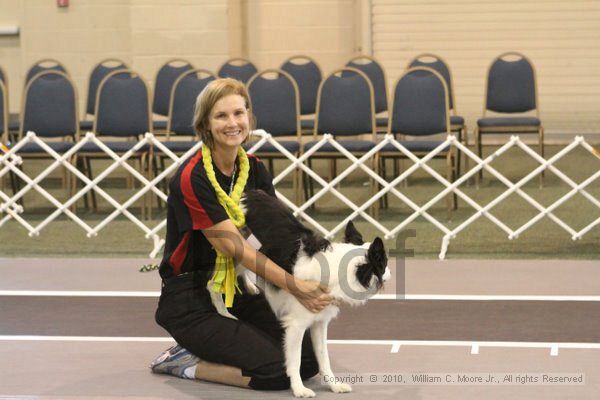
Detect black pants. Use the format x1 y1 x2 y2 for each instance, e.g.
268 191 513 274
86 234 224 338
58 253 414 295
155 272 319 390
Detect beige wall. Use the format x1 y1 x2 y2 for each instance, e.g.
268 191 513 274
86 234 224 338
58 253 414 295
0 0 358 116
370 0 600 134
244 0 359 74
2 0 596 135
0 0 24 113
0 0 238 114
129 0 231 87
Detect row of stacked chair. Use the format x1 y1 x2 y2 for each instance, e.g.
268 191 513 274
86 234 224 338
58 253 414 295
0 53 542 214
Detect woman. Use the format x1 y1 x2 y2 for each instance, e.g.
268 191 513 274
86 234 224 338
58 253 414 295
151 78 332 390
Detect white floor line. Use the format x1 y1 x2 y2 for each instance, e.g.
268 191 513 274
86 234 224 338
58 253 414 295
377 294 600 301
2 290 600 302
326 340 600 356
0 290 161 297
0 335 174 342
2 336 599 355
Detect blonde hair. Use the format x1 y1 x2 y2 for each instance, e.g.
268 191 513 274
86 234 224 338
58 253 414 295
193 78 254 148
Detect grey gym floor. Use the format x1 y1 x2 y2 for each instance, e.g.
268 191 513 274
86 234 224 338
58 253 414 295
1 258 599 399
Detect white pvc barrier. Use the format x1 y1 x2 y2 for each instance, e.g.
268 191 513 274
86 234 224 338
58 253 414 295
1 130 598 259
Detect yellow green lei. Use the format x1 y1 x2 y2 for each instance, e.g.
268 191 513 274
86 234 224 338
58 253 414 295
202 144 250 307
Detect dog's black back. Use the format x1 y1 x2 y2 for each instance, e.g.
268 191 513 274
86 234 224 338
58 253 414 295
242 190 330 274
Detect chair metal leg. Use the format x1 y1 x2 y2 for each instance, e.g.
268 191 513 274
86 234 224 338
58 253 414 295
329 158 336 183
475 127 482 188
9 169 20 205
446 151 456 221
75 156 88 210
293 158 300 206
69 155 77 213
302 166 309 205
455 126 463 180
158 155 166 209
150 154 161 209
306 158 315 209
463 125 470 185
268 158 274 176
126 158 134 189
61 157 68 191
371 155 379 219
450 152 457 210
539 127 545 188
140 154 146 220
85 157 98 211
379 156 387 209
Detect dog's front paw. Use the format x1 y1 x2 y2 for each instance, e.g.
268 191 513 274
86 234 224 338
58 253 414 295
330 383 352 393
292 385 316 398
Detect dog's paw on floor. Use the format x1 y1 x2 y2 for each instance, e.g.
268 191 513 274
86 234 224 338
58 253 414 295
292 386 316 398
330 382 352 393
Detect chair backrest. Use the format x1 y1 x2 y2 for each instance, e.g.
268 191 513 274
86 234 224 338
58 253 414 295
485 52 537 115
25 59 68 85
20 70 78 139
95 70 151 137
217 58 258 83
168 69 217 136
247 69 300 137
389 67 450 137
153 59 194 117
0 79 6 138
408 53 456 111
280 55 322 115
315 67 375 138
345 55 387 114
86 58 128 116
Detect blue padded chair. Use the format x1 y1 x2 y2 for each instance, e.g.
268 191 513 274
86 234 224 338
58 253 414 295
165 69 216 148
303 67 377 209
19 70 78 151
217 58 258 83
280 55 322 133
17 70 79 202
379 66 456 213
149 69 216 200
247 69 302 202
78 70 152 211
25 59 68 85
345 55 388 131
11 59 70 135
152 59 194 132
476 52 543 185
81 58 128 132
157 69 215 168
408 54 467 177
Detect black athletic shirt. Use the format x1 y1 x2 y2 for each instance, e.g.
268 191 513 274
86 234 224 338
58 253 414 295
158 149 275 280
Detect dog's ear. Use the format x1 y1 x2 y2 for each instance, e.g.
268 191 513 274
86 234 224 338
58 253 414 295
367 237 387 272
344 220 364 245
356 237 387 289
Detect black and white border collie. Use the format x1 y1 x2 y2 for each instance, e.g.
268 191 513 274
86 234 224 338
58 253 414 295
209 190 390 397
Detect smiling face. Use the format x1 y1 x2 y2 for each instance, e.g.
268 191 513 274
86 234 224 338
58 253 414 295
207 94 250 151
193 78 253 149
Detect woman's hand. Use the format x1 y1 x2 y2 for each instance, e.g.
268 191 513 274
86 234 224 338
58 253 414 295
291 279 333 313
